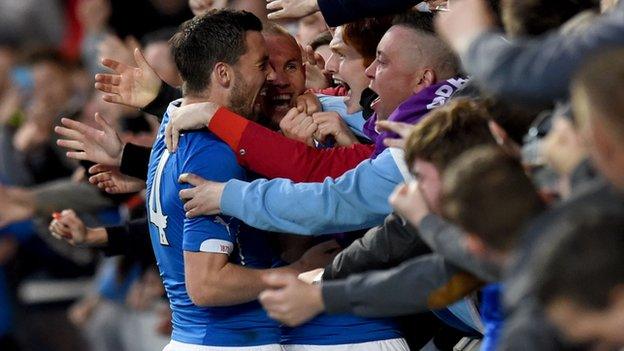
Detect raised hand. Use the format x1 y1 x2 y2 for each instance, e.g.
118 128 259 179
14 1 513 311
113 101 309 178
388 181 431 227
88 164 146 194
165 102 222 152
55 113 124 166
95 49 162 109
434 0 497 55
266 0 319 20
303 45 331 90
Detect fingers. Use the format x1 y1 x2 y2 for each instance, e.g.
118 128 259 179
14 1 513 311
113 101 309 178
54 125 84 141
179 187 196 202
262 272 295 289
101 58 128 73
65 151 89 161
102 94 123 104
88 164 112 175
61 117 98 136
94 73 121 86
165 121 178 152
94 82 120 95
88 172 113 186
382 137 406 150
178 173 206 187
316 239 341 253
56 139 84 151
266 0 283 11
376 120 413 137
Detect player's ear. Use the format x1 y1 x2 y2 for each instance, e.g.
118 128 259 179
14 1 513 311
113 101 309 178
213 62 232 88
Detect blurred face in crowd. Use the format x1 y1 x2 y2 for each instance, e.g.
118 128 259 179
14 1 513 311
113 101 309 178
227 31 273 118
297 12 328 46
412 159 443 213
0 47 15 93
144 41 182 87
262 33 306 127
573 90 624 191
366 25 428 120
32 61 71 107
541 114 586 176
325 26 370 114
547 296 624 347
314 43 332 66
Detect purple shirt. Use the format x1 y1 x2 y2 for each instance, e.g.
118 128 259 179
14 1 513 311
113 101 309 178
363 77 469 158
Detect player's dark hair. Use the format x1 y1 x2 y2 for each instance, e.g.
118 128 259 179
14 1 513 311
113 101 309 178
170 9 263 95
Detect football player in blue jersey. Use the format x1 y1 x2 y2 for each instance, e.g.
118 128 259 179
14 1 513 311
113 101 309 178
146 10 322 351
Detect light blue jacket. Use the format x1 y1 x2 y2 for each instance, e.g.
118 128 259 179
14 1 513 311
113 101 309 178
220 148 412 235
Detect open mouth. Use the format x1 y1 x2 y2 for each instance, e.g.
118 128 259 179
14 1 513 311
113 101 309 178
334 78 351 93
370 96 381 111
270 93 293 110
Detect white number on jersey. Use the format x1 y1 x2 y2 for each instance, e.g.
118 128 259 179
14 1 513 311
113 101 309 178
149 150 171 246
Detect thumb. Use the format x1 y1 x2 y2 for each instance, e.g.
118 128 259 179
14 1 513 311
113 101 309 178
178 173 206 187
94 112 114 134
317 239 341 253
134 48 152 71
262 273 295 289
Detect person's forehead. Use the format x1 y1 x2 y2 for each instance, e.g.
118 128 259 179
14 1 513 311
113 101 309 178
265 34 301 61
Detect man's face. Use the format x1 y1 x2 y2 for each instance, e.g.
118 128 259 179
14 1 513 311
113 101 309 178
547 298 624 347
325 27 370 114
412 159 442 214
262 34 306 126
366 26 423 120
228 31 271 118
573 91 624 191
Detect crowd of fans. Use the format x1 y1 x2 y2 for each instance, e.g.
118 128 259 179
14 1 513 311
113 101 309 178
1 0 624 350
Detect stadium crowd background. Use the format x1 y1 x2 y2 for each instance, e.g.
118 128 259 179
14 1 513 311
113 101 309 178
0 0 624 350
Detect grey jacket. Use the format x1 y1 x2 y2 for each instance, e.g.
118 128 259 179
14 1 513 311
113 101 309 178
321 213 496 317
462 0 624 106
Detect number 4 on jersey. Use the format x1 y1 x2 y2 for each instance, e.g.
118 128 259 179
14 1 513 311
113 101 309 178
149 150 171 246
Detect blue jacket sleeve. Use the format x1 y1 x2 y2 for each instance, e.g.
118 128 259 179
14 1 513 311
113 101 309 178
220 148 411 235
462 2 624 106
317 0 420 27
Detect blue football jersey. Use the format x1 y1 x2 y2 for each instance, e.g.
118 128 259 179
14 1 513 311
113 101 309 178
145 101 280 347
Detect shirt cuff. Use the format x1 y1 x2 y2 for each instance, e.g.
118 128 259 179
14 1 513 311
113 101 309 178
101 225 126 256
220 179 248 219
207 107 249 151
321 280 353 314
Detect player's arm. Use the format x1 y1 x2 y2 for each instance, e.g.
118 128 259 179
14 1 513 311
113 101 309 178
184 251 304 307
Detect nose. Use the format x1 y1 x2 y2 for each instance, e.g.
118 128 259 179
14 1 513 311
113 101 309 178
325 53 339 75
364 60 377 80
266 63 277 82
